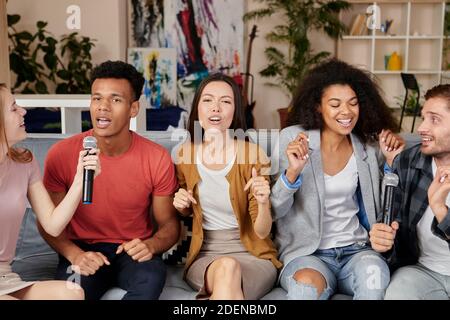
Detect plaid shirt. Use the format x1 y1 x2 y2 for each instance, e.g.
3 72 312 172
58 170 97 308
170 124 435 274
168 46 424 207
388 143 450 271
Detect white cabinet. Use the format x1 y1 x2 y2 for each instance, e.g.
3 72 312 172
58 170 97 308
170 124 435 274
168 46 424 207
337 1 448 109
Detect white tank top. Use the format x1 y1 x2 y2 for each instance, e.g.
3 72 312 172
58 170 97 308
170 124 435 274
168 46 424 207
319 154 368 250
196 151 238 231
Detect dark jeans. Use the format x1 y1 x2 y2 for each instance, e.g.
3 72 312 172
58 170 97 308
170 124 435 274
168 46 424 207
55 241 166 300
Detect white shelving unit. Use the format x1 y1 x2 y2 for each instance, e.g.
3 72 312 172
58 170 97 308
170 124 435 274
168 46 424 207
15 95 148 135
337 1 448 110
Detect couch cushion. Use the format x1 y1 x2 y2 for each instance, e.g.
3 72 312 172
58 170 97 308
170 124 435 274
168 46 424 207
159 265 196 300
12 250 58 282
260 288 287 300
162 216 192 265
12 208 58 281
13 132 421 300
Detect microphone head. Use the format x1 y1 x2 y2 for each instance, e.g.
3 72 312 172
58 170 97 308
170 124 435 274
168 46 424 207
383 172 399 187
83 136 97 150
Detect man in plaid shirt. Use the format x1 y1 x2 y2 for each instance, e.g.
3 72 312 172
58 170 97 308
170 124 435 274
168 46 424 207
370 84 450 300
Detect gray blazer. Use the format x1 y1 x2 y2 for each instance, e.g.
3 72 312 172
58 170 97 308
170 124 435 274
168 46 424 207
271 125 384 274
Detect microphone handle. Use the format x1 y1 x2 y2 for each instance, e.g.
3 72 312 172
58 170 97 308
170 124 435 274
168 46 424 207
82 168 94 204
382 185 395 225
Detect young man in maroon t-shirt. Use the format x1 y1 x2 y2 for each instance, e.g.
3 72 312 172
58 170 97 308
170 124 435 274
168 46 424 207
40 60 180 300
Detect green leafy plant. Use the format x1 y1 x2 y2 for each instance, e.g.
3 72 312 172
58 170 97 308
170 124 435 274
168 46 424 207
56 32 95 94
394 89 423 116
244 0 351 99
7 15 58 93
7 14 96 94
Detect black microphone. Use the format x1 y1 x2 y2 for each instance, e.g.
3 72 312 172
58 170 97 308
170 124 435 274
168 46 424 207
82 136 97 204
381 173 399 225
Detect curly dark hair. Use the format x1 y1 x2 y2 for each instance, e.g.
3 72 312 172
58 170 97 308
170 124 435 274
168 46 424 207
187 73 246 140
91 60 145 101
287 58 398 143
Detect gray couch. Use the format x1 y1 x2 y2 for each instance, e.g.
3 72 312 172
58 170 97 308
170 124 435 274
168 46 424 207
13 131 291 300
12 131 420 300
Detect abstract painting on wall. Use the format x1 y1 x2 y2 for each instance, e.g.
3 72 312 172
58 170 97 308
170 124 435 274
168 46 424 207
128 48 177 109
128 0 244 113
165 0 244 112
128 0 166 47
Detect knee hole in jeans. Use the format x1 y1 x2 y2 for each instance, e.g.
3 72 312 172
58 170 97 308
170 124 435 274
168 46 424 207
293 268 327 296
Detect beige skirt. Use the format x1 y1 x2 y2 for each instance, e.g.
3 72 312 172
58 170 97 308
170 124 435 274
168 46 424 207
0 262 34 297
186 228 277 300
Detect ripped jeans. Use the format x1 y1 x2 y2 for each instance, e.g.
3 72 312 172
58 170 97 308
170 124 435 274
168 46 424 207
279 242 390 300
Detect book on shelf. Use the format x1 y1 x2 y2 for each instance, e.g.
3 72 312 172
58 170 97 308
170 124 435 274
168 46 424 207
349 14 369 36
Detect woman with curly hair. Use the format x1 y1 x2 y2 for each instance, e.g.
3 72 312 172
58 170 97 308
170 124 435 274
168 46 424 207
271 59 404 300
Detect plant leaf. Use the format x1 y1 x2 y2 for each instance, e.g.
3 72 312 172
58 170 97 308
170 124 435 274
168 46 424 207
35 81 48 94
37 21 48 29
7 14 21 26
56 83 69 94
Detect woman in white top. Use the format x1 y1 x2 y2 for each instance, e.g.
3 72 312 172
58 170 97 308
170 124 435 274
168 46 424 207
271 59 405 299
0 84 100 300
173 73 281 300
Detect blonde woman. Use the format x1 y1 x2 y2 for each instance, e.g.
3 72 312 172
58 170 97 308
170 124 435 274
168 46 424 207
0 84 100 300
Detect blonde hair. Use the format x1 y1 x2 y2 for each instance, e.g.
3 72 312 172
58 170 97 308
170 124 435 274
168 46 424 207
0 83 32 163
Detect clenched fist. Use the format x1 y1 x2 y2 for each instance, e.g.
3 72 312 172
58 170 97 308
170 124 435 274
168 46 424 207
173 188 197 211
369 221 399 253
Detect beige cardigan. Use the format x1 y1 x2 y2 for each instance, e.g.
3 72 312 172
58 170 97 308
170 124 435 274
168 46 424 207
175 139 282 273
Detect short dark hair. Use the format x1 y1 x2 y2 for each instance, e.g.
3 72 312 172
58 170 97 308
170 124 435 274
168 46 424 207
187 73 246 140
425 84 450 109
90 60 145 101
288 58 398 143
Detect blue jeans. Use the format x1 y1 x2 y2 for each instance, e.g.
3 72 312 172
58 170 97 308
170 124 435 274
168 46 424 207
385 263 450 300
280 242 390 300
55 241 167 300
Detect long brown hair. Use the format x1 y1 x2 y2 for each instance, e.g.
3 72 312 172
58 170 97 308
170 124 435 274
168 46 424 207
0 83 32 163
187 73 247 141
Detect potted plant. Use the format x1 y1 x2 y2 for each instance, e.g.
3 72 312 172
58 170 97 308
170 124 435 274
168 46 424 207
8 14 96 94
394 89 423 133
7 13 96 132
244 0 351 128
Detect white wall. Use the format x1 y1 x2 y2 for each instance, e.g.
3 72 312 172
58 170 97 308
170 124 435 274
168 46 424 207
7 0 127 65
1 0 10 86
6 0 336 129
245 0 335 129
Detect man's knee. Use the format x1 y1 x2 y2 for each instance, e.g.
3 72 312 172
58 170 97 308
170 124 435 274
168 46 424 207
384 269 419 300
123 258 167 299
384 281 407 300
